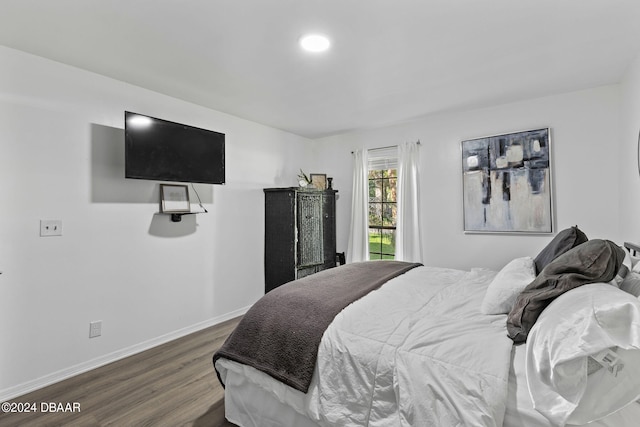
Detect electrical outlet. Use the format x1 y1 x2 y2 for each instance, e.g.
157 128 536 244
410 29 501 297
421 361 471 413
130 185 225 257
89 321 102 338
40 220 63 237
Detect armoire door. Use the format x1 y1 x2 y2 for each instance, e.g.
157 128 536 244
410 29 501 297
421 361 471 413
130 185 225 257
296 192 324 268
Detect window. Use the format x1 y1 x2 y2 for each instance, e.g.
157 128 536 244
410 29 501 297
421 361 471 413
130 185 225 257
349 142 420 263
367 146 398 260
368 168 397 259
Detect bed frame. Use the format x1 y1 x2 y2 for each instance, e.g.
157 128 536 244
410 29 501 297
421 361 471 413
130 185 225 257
624 241 640 256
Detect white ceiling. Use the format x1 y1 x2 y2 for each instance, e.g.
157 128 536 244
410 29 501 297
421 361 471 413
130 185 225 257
2 0 640 139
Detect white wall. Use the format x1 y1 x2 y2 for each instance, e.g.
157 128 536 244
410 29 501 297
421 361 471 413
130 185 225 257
1 42 634 400
0 46 313 399
313 85 622 271
619 54 640 240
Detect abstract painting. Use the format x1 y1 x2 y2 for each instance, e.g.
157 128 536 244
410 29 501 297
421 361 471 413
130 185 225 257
461 128 552 233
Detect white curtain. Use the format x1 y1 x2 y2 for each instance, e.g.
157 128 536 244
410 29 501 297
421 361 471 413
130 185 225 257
347 149 370 263
395 141 423 262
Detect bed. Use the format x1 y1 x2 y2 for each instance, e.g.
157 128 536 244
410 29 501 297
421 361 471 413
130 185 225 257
213 227 640 426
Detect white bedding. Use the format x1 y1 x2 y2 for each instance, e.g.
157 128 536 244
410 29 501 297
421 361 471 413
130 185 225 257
314 266 512 426
218 266 514 426
218 345 640 427
215 264 640 426
524 283 640 425
504 342 640 427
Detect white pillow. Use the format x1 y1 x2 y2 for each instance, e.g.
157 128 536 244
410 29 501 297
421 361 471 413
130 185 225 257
525 283 640 426
481 256 535 315
620 271 640 297
610 249 633 288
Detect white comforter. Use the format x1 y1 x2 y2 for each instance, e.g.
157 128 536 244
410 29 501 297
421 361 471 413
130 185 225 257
217 266 515 427
308 266 513 427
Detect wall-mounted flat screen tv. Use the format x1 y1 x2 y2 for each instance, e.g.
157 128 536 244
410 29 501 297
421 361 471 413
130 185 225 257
125 111 225 184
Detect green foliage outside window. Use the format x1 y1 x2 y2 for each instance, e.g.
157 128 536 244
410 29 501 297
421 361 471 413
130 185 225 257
368 169 397 259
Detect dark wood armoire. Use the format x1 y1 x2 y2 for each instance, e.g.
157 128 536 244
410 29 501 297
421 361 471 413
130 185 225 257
264 188 338 293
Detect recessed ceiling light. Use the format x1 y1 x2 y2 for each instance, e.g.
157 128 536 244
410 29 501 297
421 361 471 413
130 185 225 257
299 34 331 53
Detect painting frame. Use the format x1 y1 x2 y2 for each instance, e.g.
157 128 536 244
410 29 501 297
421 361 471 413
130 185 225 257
160 184 191 213
310 173 327 190
461 128 553 234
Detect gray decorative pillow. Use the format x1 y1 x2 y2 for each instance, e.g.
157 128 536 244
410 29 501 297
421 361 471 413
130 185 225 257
534 226 588 275
508 239 625 344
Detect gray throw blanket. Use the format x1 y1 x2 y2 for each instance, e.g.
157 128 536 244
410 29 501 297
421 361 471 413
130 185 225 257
213 261 421 393
507 239 625 344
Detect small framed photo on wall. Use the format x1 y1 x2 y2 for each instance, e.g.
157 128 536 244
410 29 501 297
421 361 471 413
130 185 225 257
310 173 327 190
160 184 191 213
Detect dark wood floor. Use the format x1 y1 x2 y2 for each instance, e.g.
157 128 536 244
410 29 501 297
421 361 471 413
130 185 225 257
0 316 241 427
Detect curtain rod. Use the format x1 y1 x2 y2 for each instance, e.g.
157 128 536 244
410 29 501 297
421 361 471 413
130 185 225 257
351 140 420 154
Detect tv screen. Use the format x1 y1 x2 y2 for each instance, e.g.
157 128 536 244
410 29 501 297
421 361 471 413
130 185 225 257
124 111 225 184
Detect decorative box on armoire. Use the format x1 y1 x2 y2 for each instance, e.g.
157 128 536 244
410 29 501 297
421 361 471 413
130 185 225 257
264 187 338 293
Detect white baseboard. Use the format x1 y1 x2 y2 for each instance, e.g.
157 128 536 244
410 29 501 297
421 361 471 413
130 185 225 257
0 306 250 402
